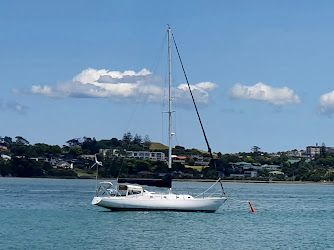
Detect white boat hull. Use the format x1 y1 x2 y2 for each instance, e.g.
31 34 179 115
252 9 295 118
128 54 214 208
92 194 227 212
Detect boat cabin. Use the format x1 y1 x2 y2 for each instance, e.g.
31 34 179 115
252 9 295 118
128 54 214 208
118 184 143 196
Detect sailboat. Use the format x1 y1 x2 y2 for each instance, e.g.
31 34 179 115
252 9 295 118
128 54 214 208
91 27 227 212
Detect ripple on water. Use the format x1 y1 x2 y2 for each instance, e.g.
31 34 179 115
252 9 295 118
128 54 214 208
0 178 333 250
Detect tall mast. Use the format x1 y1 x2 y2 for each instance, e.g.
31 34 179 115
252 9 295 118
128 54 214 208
168 26 172 170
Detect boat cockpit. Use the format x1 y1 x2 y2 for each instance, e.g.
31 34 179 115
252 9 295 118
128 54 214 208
119 184 143 196
96 182 144 197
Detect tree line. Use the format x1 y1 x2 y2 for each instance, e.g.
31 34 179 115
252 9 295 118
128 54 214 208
1 134 334 181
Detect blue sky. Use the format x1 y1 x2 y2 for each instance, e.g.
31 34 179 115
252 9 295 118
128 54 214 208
1 0 334 153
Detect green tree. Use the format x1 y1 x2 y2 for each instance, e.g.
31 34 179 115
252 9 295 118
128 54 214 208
172 162 186 172
122 132 133 146
68 146 83 158
82 137 98 154
0 159 11 176
133 134 142 145
49 145 62 157
186 158 195 166
15 136 29 145
245 156 254 163
9 144 29 156
251 146 261 153
66 138 81 147
96 138 121 149
100 157 124 178
173 146 186 155
134 160 150 172
201 168 218 179
151 161 168 173
143 135 151 149
0 136 12 145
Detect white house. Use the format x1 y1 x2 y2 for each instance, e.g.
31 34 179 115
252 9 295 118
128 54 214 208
127 151 165 161
1 154 11 161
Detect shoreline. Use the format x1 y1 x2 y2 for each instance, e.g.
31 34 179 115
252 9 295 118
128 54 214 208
1 176 333 185
173 179 334 185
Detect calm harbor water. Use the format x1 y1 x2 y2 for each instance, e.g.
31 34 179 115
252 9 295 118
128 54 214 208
0 178 333 250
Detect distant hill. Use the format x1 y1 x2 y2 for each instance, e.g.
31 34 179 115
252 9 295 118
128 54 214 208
150 142 168 150
198 149 209 154
196 149 220 158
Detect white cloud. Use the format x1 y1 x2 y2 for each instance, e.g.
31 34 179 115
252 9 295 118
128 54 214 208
0 99 26 113
229 82 301 105
176 82 218 104
24 68 216 105
72 68 151 84
318 90 334 115
31 85 55 97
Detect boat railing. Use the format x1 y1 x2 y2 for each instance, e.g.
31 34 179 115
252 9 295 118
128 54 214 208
147 192 225 199
96 182 118 197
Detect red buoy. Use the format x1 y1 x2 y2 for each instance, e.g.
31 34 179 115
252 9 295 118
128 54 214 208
248 201 256 213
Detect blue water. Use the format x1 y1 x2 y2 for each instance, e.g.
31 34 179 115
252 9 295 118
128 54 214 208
0 178 333 249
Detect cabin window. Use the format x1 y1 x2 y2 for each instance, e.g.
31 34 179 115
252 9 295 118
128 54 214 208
128 190 142 195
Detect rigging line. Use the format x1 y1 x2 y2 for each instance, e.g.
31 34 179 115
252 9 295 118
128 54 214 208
174 112 180 146
125 34 166 134
115 136 131 178
118 32 168 179
116 156 124 179
151 30 168 75
194 178 221 198
171 32 215 167
161 44 169 147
